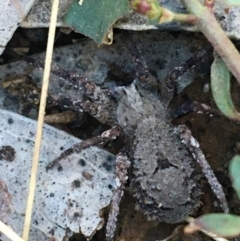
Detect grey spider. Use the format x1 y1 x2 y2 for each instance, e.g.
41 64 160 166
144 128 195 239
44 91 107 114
46 38 211 224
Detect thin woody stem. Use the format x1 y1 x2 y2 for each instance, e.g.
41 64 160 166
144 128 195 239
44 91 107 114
172 12 196 23
182 0 240 85
160 7 196 24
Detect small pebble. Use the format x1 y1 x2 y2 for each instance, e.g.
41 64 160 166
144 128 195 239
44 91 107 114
235 142 240 150
203 83 210 93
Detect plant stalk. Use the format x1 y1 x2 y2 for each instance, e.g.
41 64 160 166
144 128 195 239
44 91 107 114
182 0 240 85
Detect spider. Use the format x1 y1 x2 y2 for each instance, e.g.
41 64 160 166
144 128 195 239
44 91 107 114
44 34 213 221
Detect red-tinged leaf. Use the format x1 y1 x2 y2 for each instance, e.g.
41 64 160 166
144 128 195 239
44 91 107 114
131 0 162 20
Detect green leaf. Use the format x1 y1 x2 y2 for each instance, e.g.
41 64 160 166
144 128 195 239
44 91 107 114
64 0 129 45
230 155 240 199
193 213 240 237
211 54 240 120
217 0 240 6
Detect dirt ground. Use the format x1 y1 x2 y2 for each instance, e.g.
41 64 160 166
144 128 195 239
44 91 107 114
1 28 240 241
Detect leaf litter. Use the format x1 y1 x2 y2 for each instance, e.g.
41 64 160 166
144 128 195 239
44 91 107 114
0 31 212 241
1 29 239 241
0 109 116 240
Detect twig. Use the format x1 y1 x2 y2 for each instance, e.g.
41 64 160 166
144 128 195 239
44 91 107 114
22 0 59 239
44 111 76 124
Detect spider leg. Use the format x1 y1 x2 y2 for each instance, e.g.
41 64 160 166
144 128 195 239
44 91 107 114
170 99 221 119
127 33 212 110
127 32 159 91
46 125 122 170
178 125 229 213
162 47 212 107
26 57 117 126
105 152 130 241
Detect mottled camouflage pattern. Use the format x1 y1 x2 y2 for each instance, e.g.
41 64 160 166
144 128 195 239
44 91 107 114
116 82 201 223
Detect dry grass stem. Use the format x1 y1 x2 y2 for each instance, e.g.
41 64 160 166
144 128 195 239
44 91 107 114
0 221 25 241
22 0 60 240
